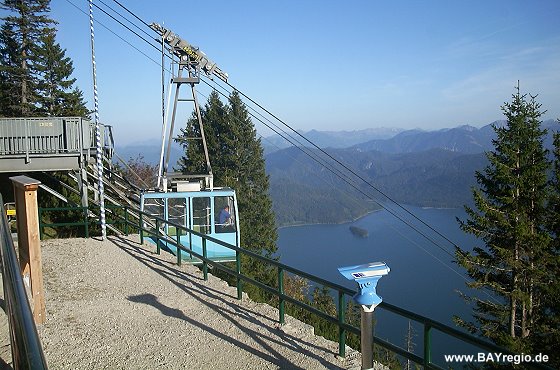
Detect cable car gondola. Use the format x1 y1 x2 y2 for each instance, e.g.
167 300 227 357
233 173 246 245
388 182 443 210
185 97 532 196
141 186 239 263
140 23 239 263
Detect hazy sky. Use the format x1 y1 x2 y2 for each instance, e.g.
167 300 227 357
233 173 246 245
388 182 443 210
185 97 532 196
46 0 560 145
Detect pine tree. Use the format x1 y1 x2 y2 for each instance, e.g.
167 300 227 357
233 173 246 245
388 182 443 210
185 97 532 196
175 90 278 300
175 90 225 176
539 124 560 366
0 22 19 116
35 29 88 116
176 90 278 256
456 87 552 355
0 0 54 116
227 90 277 257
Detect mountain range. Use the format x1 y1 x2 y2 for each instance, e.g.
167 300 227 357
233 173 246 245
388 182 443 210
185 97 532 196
262 127 404 154
266 119 558 225
114 140 183 168
352 119 557 154
113 119 559 226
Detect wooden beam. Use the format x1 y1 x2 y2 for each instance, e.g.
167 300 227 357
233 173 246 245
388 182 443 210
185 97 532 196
10 175 46 325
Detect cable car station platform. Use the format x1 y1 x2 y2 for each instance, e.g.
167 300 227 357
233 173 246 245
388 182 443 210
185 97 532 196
0 117 112 173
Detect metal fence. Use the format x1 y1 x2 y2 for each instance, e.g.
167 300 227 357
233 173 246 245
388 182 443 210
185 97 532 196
0 194 48 369
40 204 555 370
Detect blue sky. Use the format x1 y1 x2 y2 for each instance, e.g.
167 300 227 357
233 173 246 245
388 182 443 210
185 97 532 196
45 0 560 145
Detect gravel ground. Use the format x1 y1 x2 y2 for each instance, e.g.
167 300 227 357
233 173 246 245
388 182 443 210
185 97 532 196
33 234 363 369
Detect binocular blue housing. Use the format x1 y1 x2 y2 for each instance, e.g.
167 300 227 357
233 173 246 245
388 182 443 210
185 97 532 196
338 262 390 308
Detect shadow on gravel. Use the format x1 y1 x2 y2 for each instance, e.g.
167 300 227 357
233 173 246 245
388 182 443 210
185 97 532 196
128 293 185 320
111 235 344 370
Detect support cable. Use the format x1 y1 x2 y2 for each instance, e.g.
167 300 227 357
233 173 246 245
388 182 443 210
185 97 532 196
196 82 504 306
92 1 160 53
64 0 165 67
222 78 463 251
68 1 505 289
110 0 152 28
97 0 153 39
199 80 458 260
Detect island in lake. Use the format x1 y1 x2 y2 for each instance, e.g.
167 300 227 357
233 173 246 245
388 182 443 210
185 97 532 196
349 226 368 238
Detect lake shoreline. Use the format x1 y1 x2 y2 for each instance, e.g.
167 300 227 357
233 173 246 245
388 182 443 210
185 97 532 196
277 208 383 230
276 205 478 361
277 205 461 230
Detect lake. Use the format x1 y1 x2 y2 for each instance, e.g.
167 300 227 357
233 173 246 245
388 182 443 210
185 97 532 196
277 205 483 365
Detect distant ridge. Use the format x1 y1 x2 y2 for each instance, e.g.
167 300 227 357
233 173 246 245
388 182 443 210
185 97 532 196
352 119 558 154
111 119 559 226
114 140 183 167
266 146 487 225
262 127 404 154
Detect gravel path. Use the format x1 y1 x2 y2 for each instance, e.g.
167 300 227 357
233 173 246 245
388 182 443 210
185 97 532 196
35 235 361 369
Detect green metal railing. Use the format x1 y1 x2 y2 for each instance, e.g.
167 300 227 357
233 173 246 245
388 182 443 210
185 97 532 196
38 204 129 239
1 195 48 369
40 205 554 370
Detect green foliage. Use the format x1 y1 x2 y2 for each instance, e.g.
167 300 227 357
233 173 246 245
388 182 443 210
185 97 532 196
0 0 54 116
280 277 404 369
456 87 558 365
34 29 88 116
34 171 87 239
0 0 87 117
175 90 278 301
267 147 486 226
538 124 560 365
270 177 380 226
114 154 158 189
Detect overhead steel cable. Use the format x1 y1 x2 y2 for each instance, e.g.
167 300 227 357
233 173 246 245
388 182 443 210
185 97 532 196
202 75 505 279
201 79 375 199
97 0 153 39
64 1 505 304
196 88 372 217
110 0 152 28
208 73 509 282
92 1 160 53
197 85 371 201
222 79 463 250
63 0 164 68
68 0 461 260
201 77 459 260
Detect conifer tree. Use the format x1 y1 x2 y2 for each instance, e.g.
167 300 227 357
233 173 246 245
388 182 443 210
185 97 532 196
540 124 560 365
0 22 18 116
0 0 53 116
176 90 277 255
175 89 278 299
35 29 88 116
456 87 551 355
227 90 277 257
175 90 225 176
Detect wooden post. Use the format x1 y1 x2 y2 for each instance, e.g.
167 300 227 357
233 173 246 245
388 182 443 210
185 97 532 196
10 175 46 325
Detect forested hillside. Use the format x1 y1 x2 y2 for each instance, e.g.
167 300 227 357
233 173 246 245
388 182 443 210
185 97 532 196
267 119 559 226
269 177 380 226
266 146 487 226
113 120 559 227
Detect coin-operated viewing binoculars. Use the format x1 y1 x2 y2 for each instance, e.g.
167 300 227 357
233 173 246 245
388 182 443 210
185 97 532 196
338 262 390 370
